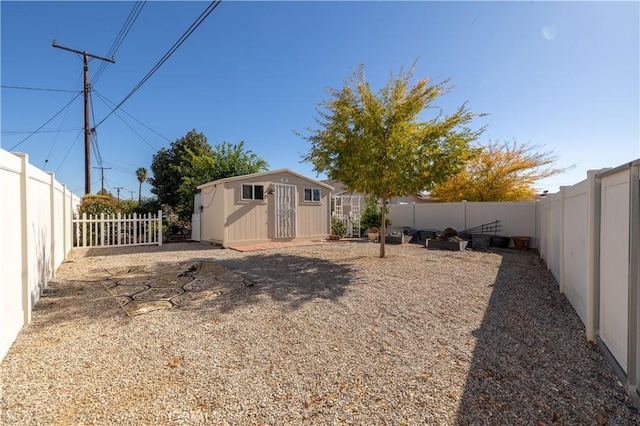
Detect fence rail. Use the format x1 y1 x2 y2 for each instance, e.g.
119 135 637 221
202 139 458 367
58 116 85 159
73 211 163 247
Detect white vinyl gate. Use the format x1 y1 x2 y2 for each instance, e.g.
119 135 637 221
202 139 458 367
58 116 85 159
73 211 163 247
275 184 296 238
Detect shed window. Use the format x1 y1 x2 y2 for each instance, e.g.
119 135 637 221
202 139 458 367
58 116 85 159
304 188 321 202
242 184 264 201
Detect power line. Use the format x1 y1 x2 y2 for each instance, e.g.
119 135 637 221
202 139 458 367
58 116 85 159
44 70 85 170
93 89 171 142
92 89 158 151
54 128 84 173
93 0 222 130
2 128 81 135
92 1 147 86
8 92 82 150
1 85 79 93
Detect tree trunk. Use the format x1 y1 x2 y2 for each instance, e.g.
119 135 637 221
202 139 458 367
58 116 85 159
379 198 387 258
138 182 142 205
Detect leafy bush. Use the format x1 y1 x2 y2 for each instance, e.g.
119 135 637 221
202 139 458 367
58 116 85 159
78 195 119 216
360 196 392 232
331 216 347 237
118 200 138 215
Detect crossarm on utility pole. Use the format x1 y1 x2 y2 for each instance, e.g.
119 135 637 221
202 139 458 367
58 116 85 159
53 40 115 195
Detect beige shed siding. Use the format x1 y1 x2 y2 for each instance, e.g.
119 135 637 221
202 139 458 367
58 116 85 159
225 179 270 244
198 170 333 247
296 188 330 237
200 184 225 244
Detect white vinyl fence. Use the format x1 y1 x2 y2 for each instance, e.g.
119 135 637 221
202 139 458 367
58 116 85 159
0 149 78 362
538 159 640 395
73 211 163 247
387 201 538 248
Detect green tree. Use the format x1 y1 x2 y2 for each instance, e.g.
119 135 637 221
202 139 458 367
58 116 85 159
136 167 148 205
177 141 268 219
430 140 570 202
149 129 213 209
302 63 484 257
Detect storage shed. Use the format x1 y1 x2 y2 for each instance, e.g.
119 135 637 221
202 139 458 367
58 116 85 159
196 169 334 247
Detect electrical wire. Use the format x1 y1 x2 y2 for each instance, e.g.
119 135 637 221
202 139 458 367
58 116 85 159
54 128 84 173
92 90 158 151
8 92 82 150
1 85 79 93
89 91 104 168
93 89 171 142
44 70 85 169
92 1 147 86
2 128 81 135
102 160 135 174
93 0 221 130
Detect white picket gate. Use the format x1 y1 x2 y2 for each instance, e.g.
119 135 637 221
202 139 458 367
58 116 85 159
73 210 163 247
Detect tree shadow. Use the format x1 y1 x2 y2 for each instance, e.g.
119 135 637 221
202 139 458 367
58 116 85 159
31 250 357 330
455 252 640 424
78 241 219 258
212 252 356 313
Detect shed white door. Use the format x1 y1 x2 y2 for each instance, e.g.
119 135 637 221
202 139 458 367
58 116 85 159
275 184 296 238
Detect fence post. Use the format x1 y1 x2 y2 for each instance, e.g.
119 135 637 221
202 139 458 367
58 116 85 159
16 153 31 325
627 163 640 393
463 201 467 231
587 170 602 342
559 186 567 294
81 213 87 247
62 185 68 258
49 173 56 279
412 202 416 231
116 212 121 246
158 210 163 246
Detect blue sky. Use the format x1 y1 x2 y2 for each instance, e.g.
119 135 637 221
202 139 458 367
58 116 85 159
2 1 638 198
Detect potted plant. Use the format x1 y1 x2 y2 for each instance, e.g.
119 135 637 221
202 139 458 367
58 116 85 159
367 226 379 242
330 216 347 240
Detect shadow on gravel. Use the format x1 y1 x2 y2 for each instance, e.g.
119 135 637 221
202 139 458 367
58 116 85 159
455 251 639 425
37 250 357 328
213 252 356 313
31 278 123 328
79 241 214 258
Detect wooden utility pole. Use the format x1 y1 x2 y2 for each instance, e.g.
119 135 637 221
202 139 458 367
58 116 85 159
52 40 115 195
93 166 111 194
114 187 124 203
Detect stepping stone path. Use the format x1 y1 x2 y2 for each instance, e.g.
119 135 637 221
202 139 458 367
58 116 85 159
92 261 253 316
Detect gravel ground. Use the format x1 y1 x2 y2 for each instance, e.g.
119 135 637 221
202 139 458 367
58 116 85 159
1 241 638 425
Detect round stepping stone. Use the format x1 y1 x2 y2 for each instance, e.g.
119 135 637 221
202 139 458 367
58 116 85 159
124 300 173 316
132 287 184 301
108 285 148 297
172 289 221 306
147 274 193 288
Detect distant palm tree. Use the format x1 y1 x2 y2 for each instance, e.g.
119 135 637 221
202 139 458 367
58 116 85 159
136 167 148 205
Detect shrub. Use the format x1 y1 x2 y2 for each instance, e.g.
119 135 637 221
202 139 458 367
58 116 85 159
331 216 348 237
360 196 392 232
78 195 119 216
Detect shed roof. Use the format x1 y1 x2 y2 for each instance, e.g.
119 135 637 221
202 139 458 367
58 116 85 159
197 168 334 191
